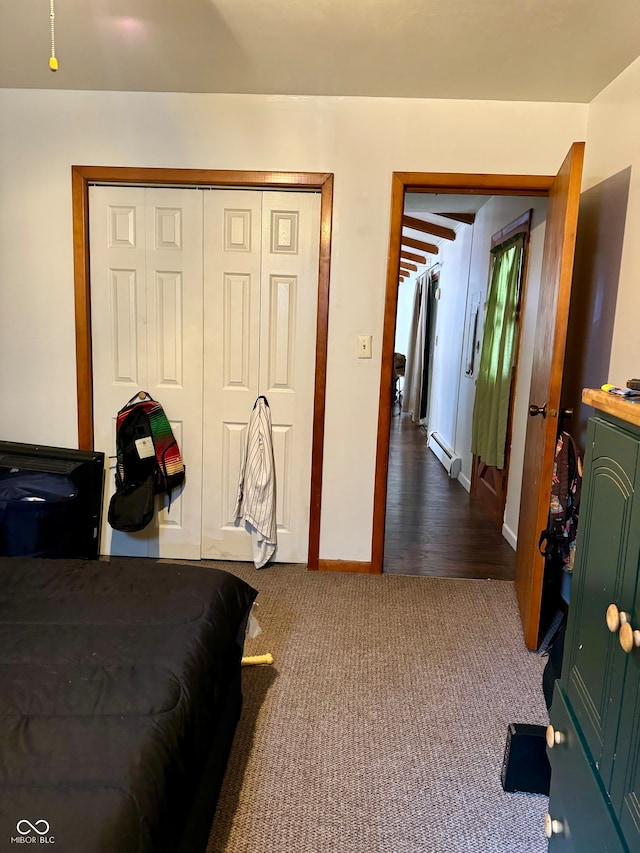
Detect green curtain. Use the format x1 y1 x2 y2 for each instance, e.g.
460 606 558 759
471 234 524 469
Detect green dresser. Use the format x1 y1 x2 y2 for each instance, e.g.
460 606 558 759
545 390 640 852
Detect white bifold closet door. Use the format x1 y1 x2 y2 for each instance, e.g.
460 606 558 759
89 185 320 563
201 190 320 563
89 186 205 559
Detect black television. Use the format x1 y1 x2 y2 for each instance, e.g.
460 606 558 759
0 441 104 559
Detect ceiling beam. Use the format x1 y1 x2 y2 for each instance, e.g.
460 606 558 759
400 261 418 272
402 235 439 255
434 212 476 225
399 267 412 276
402 214 456 241
401 250 427 265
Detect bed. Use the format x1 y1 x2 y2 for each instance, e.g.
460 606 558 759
0 556 257 852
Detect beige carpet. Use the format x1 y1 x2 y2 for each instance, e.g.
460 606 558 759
204 563 550 853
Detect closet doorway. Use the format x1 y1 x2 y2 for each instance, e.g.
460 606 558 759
72 166 333 569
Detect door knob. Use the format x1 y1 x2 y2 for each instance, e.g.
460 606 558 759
606 603 631 633
546 725 566 749
528 403 547 418
619 621 640 653
544 814 565 838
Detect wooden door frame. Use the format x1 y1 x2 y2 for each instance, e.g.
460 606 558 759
372 171 554 574
71 165 333 571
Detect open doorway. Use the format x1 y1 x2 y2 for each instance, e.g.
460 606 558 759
384 192 548 579
371 148 585 651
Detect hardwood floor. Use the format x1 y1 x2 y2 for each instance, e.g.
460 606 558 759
383 412 516 580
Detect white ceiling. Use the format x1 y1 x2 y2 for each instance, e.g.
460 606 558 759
404 195 491 216
1 0 640 102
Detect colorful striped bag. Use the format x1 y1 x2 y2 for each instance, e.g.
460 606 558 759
108 391 185 532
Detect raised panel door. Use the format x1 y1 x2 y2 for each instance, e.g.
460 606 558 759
91 186 320 564
547 684 627 852
562 417 640 788
608 423 640 845
614 625 640 849
90 186 204 558
201 190 320 562
201 191 262 562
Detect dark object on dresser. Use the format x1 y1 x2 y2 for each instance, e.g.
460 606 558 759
0 556 257 852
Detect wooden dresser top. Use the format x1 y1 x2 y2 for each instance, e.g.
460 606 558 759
583 388 640 429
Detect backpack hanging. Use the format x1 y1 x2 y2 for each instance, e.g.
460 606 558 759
108 392 185 532
538 430 582 570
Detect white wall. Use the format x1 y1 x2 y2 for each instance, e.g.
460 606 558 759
427 225 473 452
0 89 587 561
395 275 417 357
583 56 640 385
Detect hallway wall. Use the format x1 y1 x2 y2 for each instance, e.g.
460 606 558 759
425 225 473 448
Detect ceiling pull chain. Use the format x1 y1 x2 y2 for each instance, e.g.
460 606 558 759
49 0 58 71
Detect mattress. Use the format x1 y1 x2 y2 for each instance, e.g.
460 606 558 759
0 557 257 852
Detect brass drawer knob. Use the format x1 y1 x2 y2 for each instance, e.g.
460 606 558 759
606 603 630 633
545 813 565 838
546 725 566 749
619 621 640 654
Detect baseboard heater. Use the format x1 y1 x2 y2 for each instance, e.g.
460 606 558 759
427 431 462 479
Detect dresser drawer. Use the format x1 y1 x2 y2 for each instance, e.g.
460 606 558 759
546 684 627 852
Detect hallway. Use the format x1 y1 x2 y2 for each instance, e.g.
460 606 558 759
383 413 516 579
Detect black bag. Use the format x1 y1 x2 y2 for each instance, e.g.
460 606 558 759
107 391 184 533
108 475 154 533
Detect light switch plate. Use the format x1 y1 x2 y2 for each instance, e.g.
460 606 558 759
357 335 372 358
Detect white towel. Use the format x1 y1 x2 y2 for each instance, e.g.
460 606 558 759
234 396 277 568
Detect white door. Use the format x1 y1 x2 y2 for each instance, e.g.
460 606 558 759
90 185 320 563
89 186 204 559
201 190 321 562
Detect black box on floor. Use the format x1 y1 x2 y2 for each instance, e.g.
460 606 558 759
501 723 551 795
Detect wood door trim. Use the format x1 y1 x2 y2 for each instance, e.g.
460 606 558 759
318 559 375 574
514 144 585 649
490 208 533 250
71 165 333 571
397 172 552 195
373 171 555 576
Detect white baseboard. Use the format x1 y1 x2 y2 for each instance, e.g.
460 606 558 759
458 472 471 493
427 432 462 479
502 522 517 551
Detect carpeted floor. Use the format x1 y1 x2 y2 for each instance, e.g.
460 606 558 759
204 563 550 853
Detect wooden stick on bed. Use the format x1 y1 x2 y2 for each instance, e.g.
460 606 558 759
241 653 274 666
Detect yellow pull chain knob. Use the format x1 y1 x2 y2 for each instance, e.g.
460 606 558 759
49 0 58 72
